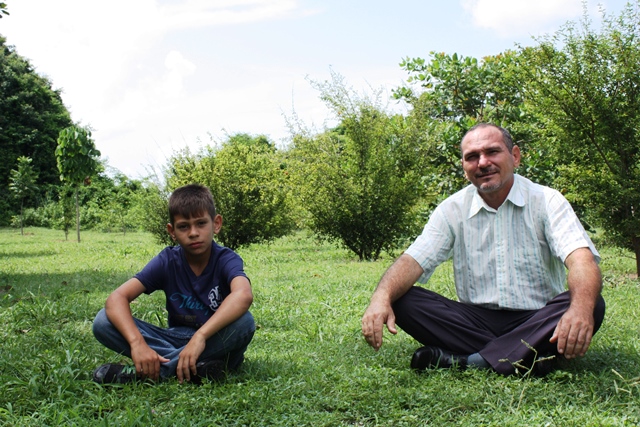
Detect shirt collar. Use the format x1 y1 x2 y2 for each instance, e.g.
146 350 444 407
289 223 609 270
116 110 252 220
468 174 525 218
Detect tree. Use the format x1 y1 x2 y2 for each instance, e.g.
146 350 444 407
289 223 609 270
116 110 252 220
289 72 425 260
55 125 101 242
394 51 551 199
0 2 9 18
165 133 295 250
518 1 640 275
0 36 73 224
9 156 38 235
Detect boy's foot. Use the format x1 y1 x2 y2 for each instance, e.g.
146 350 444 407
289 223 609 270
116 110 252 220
93 363 139 384
192 359 225 384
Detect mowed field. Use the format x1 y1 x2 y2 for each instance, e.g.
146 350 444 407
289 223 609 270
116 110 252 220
1 227 639 426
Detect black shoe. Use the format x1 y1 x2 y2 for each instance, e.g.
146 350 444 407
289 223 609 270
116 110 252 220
93 363 138 384
191 359 225 384
531 354 558 377
410 346 467 371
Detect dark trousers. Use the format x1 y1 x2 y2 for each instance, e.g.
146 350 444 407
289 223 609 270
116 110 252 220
392 287 606 375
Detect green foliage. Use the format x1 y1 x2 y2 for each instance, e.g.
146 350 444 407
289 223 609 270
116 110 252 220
395 51 553 199
0 36 73 224
55 125 101 242
131 179 173 246
289 73 424 260
55 126 101 186
0 229 638 426
518 1 640 274
165 133 295 250
0 2 8 18
9 156 38 235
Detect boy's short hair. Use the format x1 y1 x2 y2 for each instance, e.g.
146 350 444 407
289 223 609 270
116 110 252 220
168 184 217 224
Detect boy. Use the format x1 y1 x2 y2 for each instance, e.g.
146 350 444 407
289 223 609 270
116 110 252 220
92 184 255 384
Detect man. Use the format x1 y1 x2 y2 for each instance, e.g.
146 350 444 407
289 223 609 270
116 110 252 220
361 123 605 376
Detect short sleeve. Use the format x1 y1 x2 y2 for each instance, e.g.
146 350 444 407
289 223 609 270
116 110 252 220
544 191 600 264
405 206 455 283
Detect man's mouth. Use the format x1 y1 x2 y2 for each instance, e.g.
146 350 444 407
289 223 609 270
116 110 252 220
477 170 497 179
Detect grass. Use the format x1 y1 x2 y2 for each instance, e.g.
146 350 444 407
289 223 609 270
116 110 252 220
1 227 639 426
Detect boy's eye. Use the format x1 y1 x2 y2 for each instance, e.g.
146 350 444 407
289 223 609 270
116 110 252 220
177 225 188 230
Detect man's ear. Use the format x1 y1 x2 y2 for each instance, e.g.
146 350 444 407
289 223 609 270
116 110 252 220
512 145 521 168
213 214 223 234
166 223 176 241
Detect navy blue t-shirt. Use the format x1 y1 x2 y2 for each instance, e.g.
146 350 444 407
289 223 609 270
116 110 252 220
134 242 248 328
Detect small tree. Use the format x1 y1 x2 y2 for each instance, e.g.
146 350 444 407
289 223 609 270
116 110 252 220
518 1 640 274
289 72 425 260
9 156 38 235
394 51 550 197
55 125 101 242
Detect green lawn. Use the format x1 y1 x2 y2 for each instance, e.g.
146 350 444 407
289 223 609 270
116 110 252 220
0 227 638 426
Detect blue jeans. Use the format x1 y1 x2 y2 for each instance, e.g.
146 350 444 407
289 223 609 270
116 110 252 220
92 308 255 379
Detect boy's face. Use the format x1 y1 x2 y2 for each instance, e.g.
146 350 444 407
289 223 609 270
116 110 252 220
167 211 222 258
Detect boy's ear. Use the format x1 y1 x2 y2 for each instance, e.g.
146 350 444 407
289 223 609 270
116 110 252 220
166 223 176 241
213 214 223 234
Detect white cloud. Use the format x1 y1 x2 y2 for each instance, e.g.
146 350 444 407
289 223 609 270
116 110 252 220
461 0 583 36
161 50 196 98
159 0 304 29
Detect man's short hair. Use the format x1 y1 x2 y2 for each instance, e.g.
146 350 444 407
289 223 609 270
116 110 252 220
462 123 514 153
168 184 217 225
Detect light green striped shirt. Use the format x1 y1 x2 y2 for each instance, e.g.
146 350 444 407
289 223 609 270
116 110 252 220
405 174 599 310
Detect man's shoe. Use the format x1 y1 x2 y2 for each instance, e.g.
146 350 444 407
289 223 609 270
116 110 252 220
93 363 138 384
192 359 225 384
530 354 558 377
410 346 467 371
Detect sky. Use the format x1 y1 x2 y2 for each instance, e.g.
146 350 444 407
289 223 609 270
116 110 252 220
0 0 629 179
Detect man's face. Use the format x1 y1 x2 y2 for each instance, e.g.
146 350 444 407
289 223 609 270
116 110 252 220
461 127 521 202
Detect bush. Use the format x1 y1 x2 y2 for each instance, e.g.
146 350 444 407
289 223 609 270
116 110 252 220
288 73 426 260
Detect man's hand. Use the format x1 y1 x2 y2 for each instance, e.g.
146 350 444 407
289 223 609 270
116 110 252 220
361 299 397 351
131 341 170 381
361 254 423 350
176 333 206 383
552 247 602 359
550 306 594 359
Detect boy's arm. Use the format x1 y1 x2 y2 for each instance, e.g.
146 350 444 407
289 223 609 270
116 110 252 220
104 278 170 381
176 276 253 383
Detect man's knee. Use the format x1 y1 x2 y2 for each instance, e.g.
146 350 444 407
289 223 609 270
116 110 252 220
594 295 606 333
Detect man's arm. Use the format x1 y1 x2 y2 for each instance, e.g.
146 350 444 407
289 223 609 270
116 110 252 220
176 276 253 383
104 278 170 380
550 247 602 359
361 254 424 351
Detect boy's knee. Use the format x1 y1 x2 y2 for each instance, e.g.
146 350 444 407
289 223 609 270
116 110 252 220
92 308 111 338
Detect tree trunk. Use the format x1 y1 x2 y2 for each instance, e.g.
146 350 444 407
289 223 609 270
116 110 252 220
20 200 24 236
633 236 640 277
75 187 81 243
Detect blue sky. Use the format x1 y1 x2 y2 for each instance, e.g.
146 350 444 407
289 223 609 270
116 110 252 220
0 0 629 178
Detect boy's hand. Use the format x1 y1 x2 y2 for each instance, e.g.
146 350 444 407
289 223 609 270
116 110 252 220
177 333 206 384
131 342 170 381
